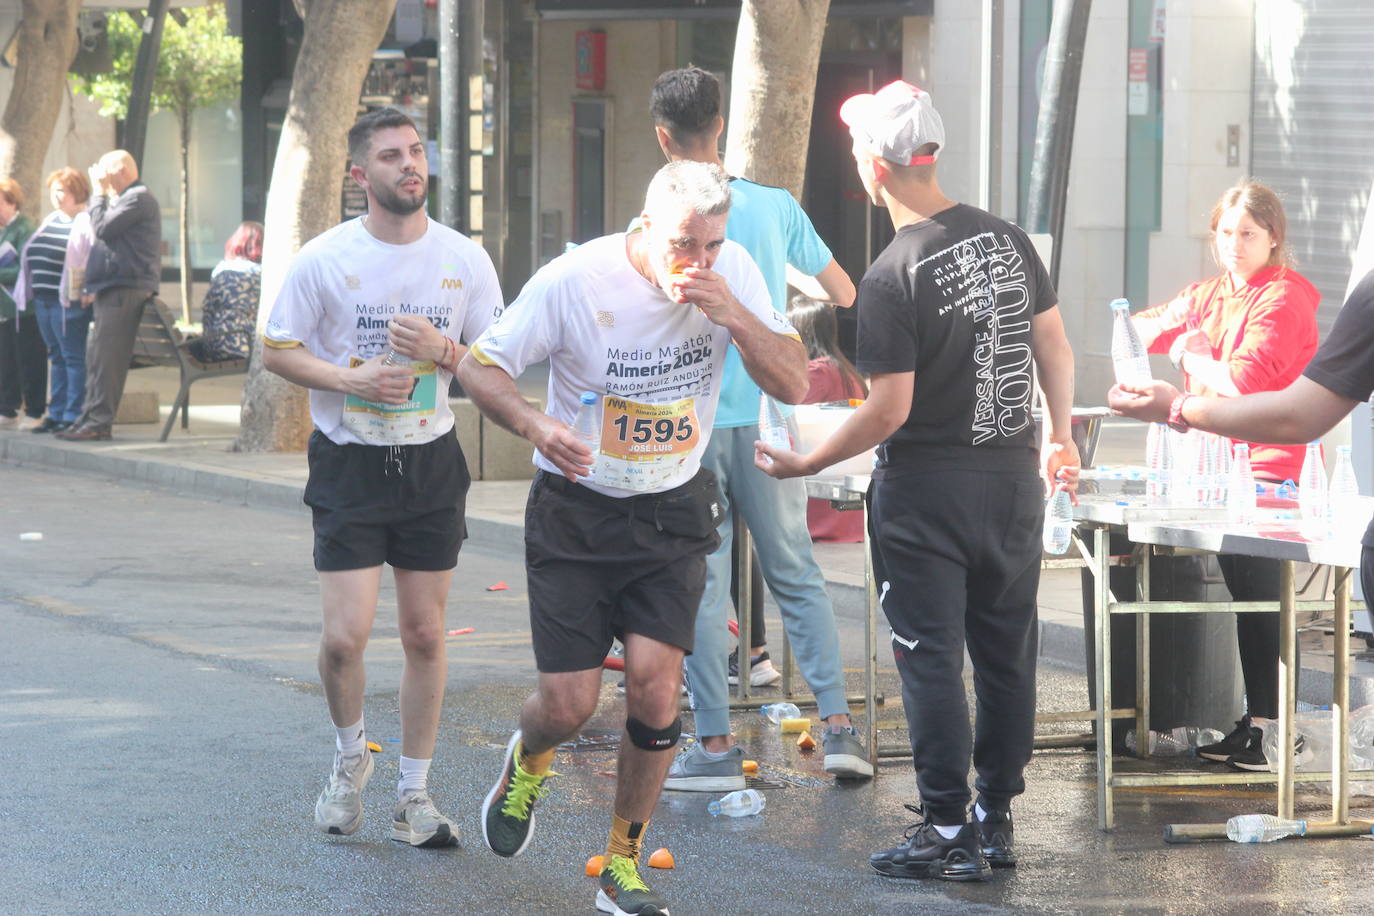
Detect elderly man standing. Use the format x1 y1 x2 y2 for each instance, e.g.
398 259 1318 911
461 160 806 916
758 82 1079 881
58 150 161 442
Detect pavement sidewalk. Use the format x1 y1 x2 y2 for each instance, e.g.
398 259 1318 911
5 365 1370 705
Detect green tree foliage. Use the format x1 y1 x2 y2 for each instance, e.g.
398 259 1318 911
70 3 242 322
70 5 241 123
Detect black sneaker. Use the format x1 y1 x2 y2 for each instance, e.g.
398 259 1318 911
870 805 991 882
1228 731 1308 772
1198 716 1258 762
973 806 1016 868
480 730 553 857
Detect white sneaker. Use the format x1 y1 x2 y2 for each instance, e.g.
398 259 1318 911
749 656 783 687
314 750 374 835
391 790 458 847
17 415 44 431
0 415 17 430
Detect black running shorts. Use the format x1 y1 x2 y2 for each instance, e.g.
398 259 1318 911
524 468 723 673
304 427 470 572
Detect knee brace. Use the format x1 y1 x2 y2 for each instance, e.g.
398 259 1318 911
626 715 682 751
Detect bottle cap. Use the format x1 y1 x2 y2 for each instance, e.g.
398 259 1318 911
579 391 597 405
1109 298 1131 310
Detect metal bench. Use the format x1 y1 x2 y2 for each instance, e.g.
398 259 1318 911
129 296 248 442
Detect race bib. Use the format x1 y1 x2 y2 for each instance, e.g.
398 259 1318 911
594 395 701 491
342 356 439 444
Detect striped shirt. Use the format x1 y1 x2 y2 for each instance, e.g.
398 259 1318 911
26 215 73 296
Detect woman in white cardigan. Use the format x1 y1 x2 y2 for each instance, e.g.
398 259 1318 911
15 167 95 433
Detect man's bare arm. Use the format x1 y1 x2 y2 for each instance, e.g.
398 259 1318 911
262 343 414 404
456 354 592 480
786 258 856 308
1110 375 1359 444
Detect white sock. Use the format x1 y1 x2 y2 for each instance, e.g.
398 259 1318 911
398 756 431 798
934 823 964 840
974 802 988 822
335 717 366 757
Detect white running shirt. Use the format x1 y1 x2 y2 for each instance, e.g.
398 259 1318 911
470 232 796 496
265 217 503 445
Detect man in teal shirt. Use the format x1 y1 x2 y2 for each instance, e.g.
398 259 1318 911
648 67 872 789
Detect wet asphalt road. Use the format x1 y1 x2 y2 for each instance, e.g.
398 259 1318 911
3 464 1373 914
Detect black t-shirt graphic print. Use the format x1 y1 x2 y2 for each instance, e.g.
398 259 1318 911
856 203 1057 453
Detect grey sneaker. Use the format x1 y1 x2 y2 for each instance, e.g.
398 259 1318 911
314 749 375 835
823 726 874 779
391 790 458 847
662 741 746 792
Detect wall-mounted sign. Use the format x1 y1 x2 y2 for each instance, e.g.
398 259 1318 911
575 30 606 90
1127 48 1149 117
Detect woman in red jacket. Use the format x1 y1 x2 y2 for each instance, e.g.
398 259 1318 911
1133 180 1319 770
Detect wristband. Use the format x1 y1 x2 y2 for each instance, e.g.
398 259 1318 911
1167 393 1193 433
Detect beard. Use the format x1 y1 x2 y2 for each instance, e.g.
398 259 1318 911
372 175 427 216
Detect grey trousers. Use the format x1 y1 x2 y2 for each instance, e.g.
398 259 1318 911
75 287 149 431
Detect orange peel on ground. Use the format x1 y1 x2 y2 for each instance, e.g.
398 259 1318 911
796 730 817 750
742 759 759 773
647 848 675 869
585 854 604 876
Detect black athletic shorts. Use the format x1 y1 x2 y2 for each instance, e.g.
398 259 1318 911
304 427 470 572
525 468 723 673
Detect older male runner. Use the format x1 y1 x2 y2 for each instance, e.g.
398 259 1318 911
460 160 806 916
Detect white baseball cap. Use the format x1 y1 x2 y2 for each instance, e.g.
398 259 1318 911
839 80 945 166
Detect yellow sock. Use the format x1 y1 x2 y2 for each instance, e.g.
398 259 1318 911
606 813 648 863
519 742 556 776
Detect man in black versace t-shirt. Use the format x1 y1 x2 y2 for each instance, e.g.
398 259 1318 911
1112 269 1374 597
758 80 1080 881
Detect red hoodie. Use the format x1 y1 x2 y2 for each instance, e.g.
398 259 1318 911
1136 265 1320 482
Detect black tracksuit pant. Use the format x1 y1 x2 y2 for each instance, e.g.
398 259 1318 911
867 456 1043 826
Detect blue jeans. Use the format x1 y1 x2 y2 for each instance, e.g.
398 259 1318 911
684 424 848 737
33 296 91 424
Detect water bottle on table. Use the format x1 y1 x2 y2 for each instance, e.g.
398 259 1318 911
1226 442 1256 523
1299 441 1327 527
572 391 601 479
1109 298 1151 385
1225 814 1307 843
1328 444 1361 535
708 789 766 818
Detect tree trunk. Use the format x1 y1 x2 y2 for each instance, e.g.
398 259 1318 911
178 107 193 325
723 0 831 200
236 0 398 452
0 0 80 221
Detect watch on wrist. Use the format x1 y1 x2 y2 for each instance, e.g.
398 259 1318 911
1167 393 1193 433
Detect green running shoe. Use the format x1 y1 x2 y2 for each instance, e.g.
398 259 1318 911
596 854 670 915
480 730 553 857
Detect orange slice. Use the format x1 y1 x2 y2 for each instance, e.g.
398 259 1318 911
796 731 817 750
585 854 604 876
647 848 675 869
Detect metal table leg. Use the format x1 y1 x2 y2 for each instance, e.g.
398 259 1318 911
1136 544 1150 759
737 517 752 704
865 494 878 771
1093 526 1114 830
1333 567 1352 824
1277 560 1296 820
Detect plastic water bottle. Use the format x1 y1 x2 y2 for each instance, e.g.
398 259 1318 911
707 788 766 818
1328 444 1361 535
757 393 790 463
1225 813 1307 843
572 391 601 479
1110 298 1151 385
1299 441 1327 527
1146 423 1171 504
760 702 801 725
1227 443 1257 523
1043 484 1073 555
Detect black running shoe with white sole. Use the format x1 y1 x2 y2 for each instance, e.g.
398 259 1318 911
1198 716 1258 762
870 805 991 882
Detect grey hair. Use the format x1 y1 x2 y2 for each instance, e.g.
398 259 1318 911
643 160 732 219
